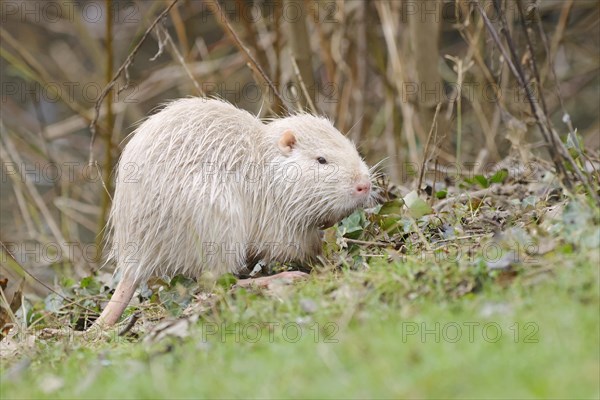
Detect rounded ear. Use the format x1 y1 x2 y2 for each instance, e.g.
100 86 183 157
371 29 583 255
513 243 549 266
278 130 297 155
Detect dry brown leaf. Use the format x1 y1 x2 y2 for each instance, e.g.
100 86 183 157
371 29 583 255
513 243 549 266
1 278 24 340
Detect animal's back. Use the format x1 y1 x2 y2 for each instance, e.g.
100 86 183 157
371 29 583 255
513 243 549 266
109 98 264 281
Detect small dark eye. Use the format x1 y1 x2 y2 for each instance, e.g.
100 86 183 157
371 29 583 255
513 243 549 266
317 157 327 164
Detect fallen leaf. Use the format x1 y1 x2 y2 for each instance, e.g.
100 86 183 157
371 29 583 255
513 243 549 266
1 279 24 340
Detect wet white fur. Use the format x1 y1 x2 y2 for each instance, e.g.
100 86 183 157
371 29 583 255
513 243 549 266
107 98 372 283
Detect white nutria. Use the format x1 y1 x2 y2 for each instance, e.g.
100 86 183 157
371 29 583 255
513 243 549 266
95 97 373 327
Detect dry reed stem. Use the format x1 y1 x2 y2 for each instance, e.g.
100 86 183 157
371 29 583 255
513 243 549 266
161 26 205 96
477 6 559 160
0 241 97 315
0 132 86 274
350 0 367 143
417 103 442 194
168 0 190 60
485 0 599 204
308 0 335 85
235 0 271 80
383 90 399 184
283 0 316 110
375 1 419 167
273 0 283 89
207 0 287 114
290 54 317 113
96 0 115 264
541 0 574 85
533 1 575 135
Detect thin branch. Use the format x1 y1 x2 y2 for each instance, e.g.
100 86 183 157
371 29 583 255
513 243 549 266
234 0 271 79
375 1 420 166
515 0 549 121
476 3 568 179
290 54 317 113
161 26 204 96
417 103 442 194
478 1 552 144
532 0 575 135
514 1 596 195
531 0 597 188
284 0 316 110
89 0 181 164
118 311 140 336
207 0 288 114
344 238 390 247
96 0 115 265
475 1 598 204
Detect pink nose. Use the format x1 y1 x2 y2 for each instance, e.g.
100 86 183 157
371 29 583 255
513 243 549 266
355 181 371 195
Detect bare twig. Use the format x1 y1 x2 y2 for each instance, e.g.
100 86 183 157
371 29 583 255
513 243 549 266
290 54 317 113
284 0 316 110
161 26 204 96
96 0 115 263
531 1 597 189
345 238 390 247
408 214 432 252
0 282 20 332
477 1 553 145
515 1 594 188
532 1 576 136
89 0 181 164
515 0 549 120
118 311 140 336
540 0 574 85
169 0 189 60
351 0 368 143
207 0 288 113
235 0 271 80
417 103 442 194
477 1 599 205
376 1 419 166
445 55 474 166
429 158 439 207
272 0 283 90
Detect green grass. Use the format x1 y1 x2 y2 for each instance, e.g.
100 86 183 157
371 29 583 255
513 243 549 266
2 195 599 399
1 250 598 399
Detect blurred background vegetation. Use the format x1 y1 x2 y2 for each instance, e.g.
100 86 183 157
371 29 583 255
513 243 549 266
1 0 599 295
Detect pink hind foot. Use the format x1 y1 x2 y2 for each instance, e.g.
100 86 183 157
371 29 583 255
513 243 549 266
92 272 138 329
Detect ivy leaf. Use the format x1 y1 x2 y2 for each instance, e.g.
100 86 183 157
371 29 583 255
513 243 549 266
339 210 365 239
403 190 433 218
378 199 404 216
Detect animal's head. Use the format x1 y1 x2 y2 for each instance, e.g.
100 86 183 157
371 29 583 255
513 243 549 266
265 114 373 228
